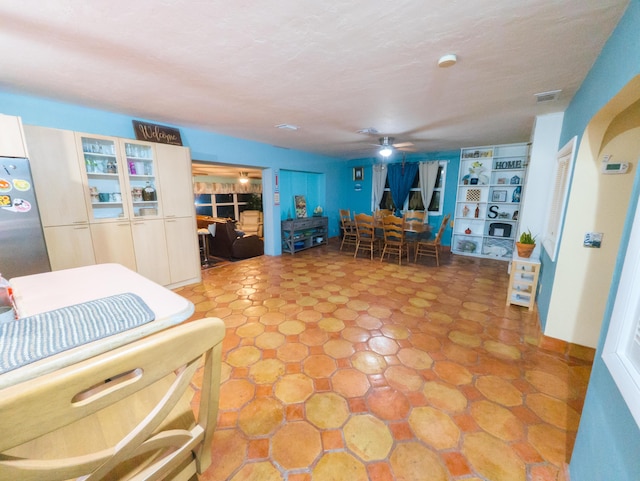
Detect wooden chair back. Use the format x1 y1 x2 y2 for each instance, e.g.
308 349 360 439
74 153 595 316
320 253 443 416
354 213 378 260
434 213 451 245
373 209 393 223
402 210 427 233
415 213 450 265
381 215 409 264
0 317 226 481
339 209 357 251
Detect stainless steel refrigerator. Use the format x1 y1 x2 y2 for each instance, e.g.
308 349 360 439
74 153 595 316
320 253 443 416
0 157 51 279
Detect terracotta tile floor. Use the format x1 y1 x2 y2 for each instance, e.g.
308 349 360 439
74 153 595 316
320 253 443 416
176 241 594 481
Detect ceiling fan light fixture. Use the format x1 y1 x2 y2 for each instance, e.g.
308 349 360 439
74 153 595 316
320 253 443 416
239 172 250 184
379 146 393 158
438 54 457 68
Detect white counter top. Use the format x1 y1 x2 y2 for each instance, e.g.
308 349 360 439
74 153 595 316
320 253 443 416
1 263 194 389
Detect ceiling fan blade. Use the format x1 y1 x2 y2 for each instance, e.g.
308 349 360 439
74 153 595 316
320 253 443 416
392 141 414 148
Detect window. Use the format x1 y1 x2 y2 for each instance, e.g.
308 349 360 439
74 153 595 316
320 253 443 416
194 193 262 219
379 161 446 215
543 137 576 261
603 198 640 428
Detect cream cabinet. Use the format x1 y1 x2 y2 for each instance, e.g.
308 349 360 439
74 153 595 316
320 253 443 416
24 126 93 271
90 222 137 271
23 126 89 226
131 218 171 286
0 114 28 158
164 217 200 285
43 225 95 271
25 125 200 288
155 143 194 218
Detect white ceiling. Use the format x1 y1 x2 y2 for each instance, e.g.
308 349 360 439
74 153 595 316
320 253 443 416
0 1 629 160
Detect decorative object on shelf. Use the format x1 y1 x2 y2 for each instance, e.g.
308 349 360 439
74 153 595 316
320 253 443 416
512 210 519 220
512 185 522 202
468 160 484 183
465 227 472 234
294 195 307 218
515 229 536 258
489 222 512 238
353 167 364 181
313 206 323 217
474 204 480 218
466 189 481 202
510 175 520 184
462 205 469 217
106 160 117 174
142 181 157 201
497 177 507 184
457 240 477 252
492 190 507 202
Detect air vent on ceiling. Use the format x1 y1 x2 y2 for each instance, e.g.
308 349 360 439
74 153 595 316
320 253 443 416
535 90 562 103
275 124 299 131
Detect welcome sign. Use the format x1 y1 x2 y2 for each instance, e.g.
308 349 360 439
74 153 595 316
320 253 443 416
132 120 183 146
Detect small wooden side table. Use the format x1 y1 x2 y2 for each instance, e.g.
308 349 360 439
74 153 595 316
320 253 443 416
506 254 540 311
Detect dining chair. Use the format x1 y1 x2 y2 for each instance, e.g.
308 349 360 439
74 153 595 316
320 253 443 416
403 210 428 256
354 213 379 260
373 209 393 225
415 213 451 266
339 209 358 251
0 317 226 481
380 215 410 265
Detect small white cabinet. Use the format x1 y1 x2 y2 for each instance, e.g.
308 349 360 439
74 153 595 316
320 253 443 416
506 255 540 310
90 222 137 271
131 218 171 286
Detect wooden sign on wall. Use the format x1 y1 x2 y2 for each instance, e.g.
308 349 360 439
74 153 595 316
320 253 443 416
132 120 183 146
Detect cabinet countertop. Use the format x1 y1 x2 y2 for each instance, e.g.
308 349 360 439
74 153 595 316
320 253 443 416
3 263 194 389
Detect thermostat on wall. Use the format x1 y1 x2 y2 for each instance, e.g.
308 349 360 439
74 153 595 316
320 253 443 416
601 162 629 174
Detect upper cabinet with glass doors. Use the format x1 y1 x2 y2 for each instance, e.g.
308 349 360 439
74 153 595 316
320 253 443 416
76 134 161 221
122 140 160 218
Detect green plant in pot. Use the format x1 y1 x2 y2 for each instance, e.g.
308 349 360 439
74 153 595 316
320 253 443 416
516 229 536 258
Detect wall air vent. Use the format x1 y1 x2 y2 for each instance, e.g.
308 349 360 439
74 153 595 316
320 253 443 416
534 90 562 103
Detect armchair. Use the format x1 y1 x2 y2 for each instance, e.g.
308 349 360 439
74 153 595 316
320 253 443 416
208 221 263 260
237 210 263 237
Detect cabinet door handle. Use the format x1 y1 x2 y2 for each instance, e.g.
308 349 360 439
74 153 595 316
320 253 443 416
73 226 89 230
117 223 129 227
72 220 88 224
166 219 177 223
165 214 176 218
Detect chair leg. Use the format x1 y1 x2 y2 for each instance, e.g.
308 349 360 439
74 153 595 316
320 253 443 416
353 241 359 259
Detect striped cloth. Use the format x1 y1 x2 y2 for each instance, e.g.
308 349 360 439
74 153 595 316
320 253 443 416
0 293 155 375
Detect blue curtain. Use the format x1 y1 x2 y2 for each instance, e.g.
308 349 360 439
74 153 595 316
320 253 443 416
387 163 418 215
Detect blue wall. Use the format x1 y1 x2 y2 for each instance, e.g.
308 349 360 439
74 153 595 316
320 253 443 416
547 1 640 479
342 150 460 246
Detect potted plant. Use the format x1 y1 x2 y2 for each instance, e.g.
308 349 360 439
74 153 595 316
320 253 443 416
516 229 536 258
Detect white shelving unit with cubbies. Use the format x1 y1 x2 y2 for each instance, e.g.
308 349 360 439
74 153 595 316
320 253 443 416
452 143 529 260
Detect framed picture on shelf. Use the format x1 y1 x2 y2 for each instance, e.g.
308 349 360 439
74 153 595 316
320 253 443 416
492 190 507 202
294 195 307 218
353 166 364 181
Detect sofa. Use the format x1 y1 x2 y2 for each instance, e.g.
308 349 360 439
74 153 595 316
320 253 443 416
207 221 264 260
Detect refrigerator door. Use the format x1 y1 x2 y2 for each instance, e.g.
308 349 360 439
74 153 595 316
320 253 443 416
0 157 51 279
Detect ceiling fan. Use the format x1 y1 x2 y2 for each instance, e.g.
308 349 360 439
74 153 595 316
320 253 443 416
375 136 416 158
